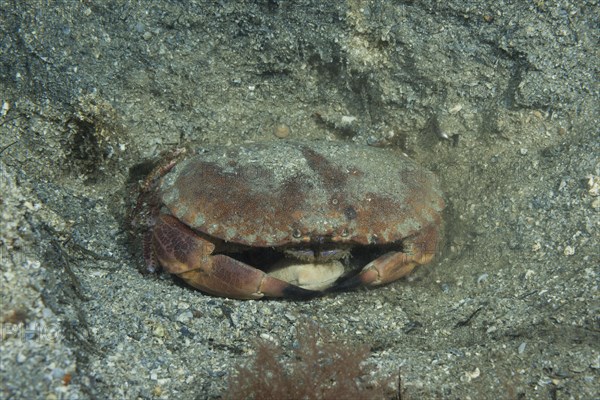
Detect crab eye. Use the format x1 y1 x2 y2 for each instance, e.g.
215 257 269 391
292 228 302 239
340 228 349 237
368 234 380 244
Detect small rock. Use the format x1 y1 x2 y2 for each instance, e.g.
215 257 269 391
16 352 27 364
477 273 489 284
273 123 291 138
176 311 193 323
340 115 357 125
153 324 166 338
563 246 575 256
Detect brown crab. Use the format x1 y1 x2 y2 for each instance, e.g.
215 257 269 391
133 141 444 299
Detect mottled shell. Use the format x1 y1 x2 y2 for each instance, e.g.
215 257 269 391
159 141 444 247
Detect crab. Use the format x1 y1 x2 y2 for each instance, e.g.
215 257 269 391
132 140 444 299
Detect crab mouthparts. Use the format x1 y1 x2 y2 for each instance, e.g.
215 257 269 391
283 247 351 263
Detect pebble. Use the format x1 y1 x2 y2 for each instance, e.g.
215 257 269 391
16 352 27 363
259 333 276 342
284 313 296 321
462 367 480 382
153 324 166 338
51 368 66 379
176 311 193 323
273 123 291 138
340 115 357 125
477 273 489 284
586 174 600 196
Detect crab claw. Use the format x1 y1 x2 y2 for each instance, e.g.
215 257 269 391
333 251 421 291
150 215 319 300
331 226 439 292
175 254 321 300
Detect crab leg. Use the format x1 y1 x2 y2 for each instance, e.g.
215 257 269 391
151 215 319 299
